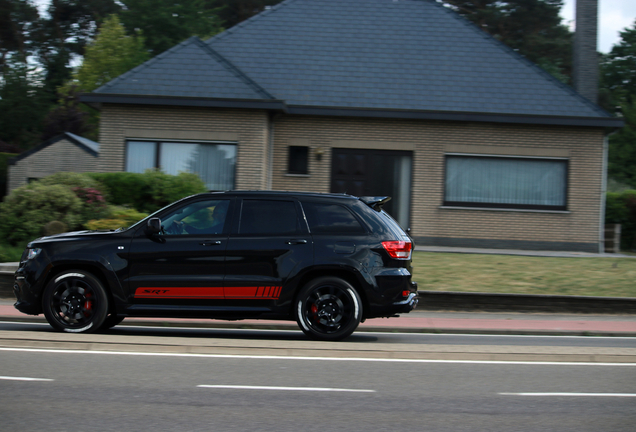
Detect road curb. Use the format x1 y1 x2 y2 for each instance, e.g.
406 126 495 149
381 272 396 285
2 315 635 338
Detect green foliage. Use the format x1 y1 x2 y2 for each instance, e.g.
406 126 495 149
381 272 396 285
601 20 636 108
0 152 18 199
37 171 103 190
120 0 223 56
34 172 110 225
443 0 572 83
605 190 636 250
0 243 26 262
72 14 150 92
0 59 51 149
210 0 282 29
43 221 68 236
0 183 82 245
608 101 636 188
85 206 148 230
88 170 207 213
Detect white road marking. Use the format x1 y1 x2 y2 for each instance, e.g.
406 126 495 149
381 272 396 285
198 385 375 393
500 392 636 397
0 347 635 366
0 375 53 382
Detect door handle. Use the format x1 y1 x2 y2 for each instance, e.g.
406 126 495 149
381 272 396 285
200 240 222 246
286 239 308 245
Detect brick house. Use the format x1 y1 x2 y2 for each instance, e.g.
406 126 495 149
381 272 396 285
8 132 99 191
77 0 621 252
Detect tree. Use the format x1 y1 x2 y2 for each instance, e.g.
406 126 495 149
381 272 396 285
33 0 122 100
0 0 40 71
443 0 573 82
602 21 636 188
607 100 636 187
209 0 282 29
71 14 150 92
0 58 50 149
119 0 223 56
601 20 636 109
40 85 96 141
50 14 150 142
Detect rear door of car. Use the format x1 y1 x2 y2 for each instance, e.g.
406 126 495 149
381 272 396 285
223 197 313 311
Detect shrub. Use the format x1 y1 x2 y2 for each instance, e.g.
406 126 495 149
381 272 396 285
43 221 68 236
88 170 206 213
37 171 103 190
85 207 148 231
0 183 82 245
73 186 109 223
605 190 636 250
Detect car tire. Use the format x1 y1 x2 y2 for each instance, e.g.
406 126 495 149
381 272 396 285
42 270 109 333
100 314 125 330
295 277 362 341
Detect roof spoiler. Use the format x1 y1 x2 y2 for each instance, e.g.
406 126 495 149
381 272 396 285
360 196 391 211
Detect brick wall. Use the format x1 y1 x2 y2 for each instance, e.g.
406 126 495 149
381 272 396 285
8 139 99 191
98 104 270 190
271 115 605 252
98 105 605 252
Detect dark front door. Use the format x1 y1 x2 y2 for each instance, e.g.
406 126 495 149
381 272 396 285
331 148 413 229
126 198 232 310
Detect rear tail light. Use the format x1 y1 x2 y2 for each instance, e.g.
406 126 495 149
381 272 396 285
381 241 412 259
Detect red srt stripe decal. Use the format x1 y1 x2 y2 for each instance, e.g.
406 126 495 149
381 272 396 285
135 287 224 299
134 286 282 300
224 286 282 299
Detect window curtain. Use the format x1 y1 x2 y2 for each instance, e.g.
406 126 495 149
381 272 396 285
445 156 567 207
160 142 236 191
126 141 156 173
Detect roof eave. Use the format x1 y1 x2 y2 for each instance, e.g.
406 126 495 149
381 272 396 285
79 93 288 112
287 105 625 128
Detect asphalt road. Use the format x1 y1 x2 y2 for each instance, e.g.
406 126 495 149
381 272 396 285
1 320 636 348
1 346 635 432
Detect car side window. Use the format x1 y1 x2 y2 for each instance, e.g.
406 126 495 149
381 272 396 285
302 202 366 234
162 199 230 235
239 200 299 235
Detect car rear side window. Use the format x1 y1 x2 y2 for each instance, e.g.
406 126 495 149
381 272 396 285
302 202 365 234
239 200 300 235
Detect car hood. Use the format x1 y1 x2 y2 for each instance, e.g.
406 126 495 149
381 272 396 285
29 229 125 245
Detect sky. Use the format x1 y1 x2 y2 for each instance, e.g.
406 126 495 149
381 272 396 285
561 0 636 53
32 0 636 53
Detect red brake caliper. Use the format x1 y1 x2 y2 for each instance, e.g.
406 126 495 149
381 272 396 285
310 303 318 316
84 292 93 317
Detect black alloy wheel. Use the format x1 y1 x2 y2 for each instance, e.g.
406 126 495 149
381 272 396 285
42 270 109 333
295 277 362 341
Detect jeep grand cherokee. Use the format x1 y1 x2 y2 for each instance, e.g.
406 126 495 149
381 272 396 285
14 191 418 341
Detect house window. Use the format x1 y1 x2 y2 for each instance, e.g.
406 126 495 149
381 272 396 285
288 146 309 174
444 155 568 210
126 141 236 191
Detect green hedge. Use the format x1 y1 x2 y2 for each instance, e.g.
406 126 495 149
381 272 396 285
606 190 636 250
87 170 206 213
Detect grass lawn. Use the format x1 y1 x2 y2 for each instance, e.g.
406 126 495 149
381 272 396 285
411 251 636 298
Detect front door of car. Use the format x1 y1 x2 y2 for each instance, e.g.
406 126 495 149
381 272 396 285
126 198 233 308
224 198 313 311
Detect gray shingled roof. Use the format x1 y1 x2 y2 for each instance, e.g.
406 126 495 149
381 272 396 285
90 0 618 126
95 37 274 100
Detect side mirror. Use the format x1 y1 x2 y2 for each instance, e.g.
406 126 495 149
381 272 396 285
146 217 162 235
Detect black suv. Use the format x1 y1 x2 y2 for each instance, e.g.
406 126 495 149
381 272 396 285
14 191 418 340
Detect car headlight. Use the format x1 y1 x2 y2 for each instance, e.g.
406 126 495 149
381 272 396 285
25 248 41 260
